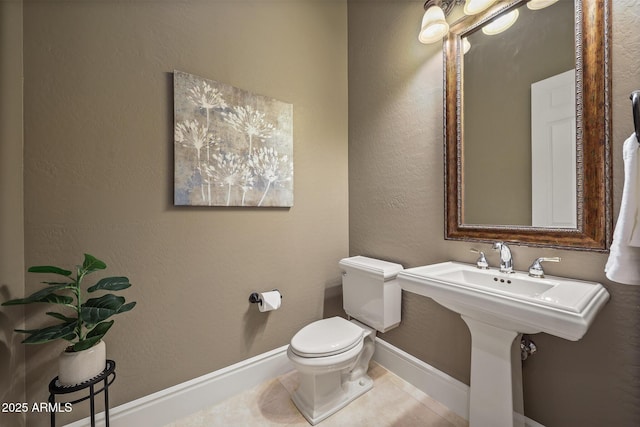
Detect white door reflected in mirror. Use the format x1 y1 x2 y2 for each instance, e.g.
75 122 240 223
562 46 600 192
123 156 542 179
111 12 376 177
531 69 577 228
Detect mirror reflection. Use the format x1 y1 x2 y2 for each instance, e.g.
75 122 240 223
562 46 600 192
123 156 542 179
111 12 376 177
462 1 575 227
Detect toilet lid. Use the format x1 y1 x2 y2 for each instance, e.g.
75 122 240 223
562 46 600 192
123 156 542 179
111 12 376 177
290 317 364 358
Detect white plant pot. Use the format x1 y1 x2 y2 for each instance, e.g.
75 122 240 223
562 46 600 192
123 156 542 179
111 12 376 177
58 340 106 386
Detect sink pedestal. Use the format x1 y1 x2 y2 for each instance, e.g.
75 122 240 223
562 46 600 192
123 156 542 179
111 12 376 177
462 316 525 427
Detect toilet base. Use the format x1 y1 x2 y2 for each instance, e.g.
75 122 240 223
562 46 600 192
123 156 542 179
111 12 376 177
291 374 373 425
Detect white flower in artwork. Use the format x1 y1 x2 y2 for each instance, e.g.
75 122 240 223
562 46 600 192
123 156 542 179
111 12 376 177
175 120 210 164
187 82 228 113
175 119 218 202
211 152 244 186
222 105 275 155
249 147 294 206
204 151 252 206
185 83 227 204
238 168 256 206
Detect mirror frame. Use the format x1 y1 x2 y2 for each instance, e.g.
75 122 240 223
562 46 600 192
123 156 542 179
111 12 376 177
444 0 612 251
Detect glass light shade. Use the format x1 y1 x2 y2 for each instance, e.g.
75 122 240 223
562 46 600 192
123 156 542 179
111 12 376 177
482 9 519 35
527 0 560 10
463 0 498 15
418 6 449 44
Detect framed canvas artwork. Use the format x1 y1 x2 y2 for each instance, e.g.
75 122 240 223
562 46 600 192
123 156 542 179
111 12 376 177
174 70 293 207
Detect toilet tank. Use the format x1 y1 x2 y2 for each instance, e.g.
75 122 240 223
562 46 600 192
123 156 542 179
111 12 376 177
339 256 403 333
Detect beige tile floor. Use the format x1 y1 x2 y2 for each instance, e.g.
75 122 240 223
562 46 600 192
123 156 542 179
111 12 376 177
164 362 468 427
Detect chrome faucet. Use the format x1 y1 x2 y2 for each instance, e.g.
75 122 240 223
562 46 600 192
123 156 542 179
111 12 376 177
492 242 514 274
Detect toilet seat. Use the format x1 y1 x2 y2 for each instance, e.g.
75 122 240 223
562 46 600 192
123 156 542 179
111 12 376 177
290 317 364 358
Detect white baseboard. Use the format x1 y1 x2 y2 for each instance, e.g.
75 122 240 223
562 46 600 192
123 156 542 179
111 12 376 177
65 339 545 427
372 338 545 427
64 345 293 427
372 338 470 420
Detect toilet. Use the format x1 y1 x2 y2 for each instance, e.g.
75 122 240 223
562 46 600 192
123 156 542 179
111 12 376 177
287 256 403 425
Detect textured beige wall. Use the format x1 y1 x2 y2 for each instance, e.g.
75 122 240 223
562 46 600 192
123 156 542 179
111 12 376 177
0 1 26 426
349 1 640 426
20 0 348 425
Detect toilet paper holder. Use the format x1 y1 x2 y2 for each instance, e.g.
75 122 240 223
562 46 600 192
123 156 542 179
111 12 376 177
249 289 282 305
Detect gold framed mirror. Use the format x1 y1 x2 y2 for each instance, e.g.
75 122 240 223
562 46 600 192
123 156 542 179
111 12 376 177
444 0 611 251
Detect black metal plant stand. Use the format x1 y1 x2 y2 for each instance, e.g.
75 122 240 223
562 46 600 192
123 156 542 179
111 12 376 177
48 360 116 427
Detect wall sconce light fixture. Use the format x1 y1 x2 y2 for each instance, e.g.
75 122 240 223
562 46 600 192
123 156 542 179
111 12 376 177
419 0 498 44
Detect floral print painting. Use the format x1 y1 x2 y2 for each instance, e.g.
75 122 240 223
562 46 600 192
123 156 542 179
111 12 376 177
174 70 293 207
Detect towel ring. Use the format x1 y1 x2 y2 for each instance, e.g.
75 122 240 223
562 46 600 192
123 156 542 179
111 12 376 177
631 90 640 142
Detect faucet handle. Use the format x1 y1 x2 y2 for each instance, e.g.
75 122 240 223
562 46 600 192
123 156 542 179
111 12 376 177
528 257 561 278
470 248 489 269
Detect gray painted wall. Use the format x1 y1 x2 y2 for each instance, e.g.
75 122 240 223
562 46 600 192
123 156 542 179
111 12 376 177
0 1 26 427
4 1 348 425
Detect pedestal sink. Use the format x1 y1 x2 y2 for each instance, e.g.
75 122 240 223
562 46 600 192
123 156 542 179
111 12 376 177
397 261 609 427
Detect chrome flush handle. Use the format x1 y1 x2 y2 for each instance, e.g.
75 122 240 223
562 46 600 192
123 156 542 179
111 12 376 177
528 257 561 278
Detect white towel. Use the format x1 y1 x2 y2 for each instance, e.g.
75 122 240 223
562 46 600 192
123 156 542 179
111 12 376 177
605 133 640 285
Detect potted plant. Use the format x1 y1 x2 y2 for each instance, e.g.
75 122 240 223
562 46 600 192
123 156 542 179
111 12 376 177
1 253 136 385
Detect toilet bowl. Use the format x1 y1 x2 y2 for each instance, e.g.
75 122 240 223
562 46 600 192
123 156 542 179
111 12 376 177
287 317 375 425
287 256 403 425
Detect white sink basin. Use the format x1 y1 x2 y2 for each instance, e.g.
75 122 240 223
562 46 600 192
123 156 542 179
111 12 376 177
398 261 609 341
398 261 610 427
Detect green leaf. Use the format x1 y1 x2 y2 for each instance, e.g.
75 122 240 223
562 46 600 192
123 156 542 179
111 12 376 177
87 320 114 338
2 284 75 306
62 333 77 342
18 321 78 345
82 254 107 273
32 294 74 305
27 265 73 276
81 294 127 324
72 338 98 352
73 320 114 351
3 294 74 306
72 337 99 351
117 301 136 314
46 312 76 322
87 276 131 293
41 281 73 286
